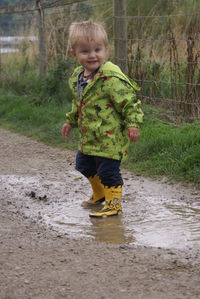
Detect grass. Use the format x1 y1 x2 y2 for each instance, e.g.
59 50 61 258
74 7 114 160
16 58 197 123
0 90 78 151
123 113 200 186
0 90 200 188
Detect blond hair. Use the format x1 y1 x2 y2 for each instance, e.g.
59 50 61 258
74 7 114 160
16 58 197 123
68 20 108 50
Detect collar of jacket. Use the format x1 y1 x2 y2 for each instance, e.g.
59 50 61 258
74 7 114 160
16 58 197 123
69 61 140 99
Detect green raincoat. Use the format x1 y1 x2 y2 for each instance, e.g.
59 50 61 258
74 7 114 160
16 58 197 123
66 61 143 161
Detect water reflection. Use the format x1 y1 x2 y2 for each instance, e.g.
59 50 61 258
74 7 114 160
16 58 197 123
89 215 134 245
166 203 200 243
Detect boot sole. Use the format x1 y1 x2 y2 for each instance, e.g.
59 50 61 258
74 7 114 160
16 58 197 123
89 210 122 218
81 197 105 207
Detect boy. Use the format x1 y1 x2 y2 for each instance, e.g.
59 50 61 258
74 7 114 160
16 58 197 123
62 20 143 218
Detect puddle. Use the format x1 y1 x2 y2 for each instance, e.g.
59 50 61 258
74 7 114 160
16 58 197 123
0 174 200 249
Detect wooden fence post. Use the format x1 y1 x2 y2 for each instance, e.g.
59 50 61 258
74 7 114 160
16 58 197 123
36 0 46 75
113 0 128 74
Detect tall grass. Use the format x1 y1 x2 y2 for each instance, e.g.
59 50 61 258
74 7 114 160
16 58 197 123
124 106 200 185
127 9 200 121
0 90 77 150
1 51 73 105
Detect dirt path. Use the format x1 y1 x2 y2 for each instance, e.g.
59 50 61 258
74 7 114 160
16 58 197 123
0 127 200 299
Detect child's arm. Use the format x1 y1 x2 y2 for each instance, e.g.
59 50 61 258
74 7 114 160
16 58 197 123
62 92 79 141
62 123 72 140
62 103 77 141
104 77 143 133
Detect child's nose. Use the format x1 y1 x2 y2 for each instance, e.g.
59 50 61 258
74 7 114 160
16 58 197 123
89 51 95 58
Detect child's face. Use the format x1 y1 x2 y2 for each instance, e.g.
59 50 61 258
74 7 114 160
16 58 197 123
71 40 107 76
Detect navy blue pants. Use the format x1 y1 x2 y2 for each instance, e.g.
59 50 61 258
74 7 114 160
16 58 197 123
75 151 123 187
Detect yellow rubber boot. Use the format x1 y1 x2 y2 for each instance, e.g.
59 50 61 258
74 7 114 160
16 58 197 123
89 185 122 217
82 174 105 206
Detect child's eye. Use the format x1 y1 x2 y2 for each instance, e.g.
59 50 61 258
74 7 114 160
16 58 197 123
95 48 101 52
81 50 88 54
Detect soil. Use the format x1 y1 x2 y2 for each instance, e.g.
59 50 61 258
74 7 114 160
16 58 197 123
0 127 200 299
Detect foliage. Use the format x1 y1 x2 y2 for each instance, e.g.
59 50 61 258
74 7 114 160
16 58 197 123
0 90 77 149
0 0 32 5
127 0 200 121
0 53 73 105
127 0 200 15
0 0 34 33
123 106 200 186
36 58 73 105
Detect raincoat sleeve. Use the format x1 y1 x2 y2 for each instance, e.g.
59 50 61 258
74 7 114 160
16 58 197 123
65 97 78 127
104 77 143 128
65 78 78 127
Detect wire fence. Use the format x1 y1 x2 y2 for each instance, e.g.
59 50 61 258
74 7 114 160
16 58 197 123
0 0 200 122
126 10 200 121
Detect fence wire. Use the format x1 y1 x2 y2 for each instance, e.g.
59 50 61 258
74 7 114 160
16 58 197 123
125 11 200 121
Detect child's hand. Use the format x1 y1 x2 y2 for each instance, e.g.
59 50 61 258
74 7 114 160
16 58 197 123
62 123 72 140
128 127 140 142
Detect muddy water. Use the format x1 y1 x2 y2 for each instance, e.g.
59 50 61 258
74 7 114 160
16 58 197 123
1 173 199 250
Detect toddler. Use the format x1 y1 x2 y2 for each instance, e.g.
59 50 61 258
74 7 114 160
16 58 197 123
62 20 143 217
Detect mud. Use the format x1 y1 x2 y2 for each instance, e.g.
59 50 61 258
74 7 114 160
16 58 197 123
0 127 200 299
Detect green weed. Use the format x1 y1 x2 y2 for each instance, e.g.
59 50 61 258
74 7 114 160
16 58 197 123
124 115 200 186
